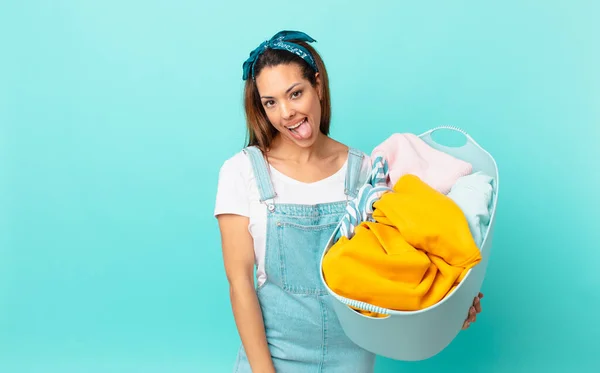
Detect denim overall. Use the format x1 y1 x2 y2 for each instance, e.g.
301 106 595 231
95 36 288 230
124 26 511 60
233 146 376 373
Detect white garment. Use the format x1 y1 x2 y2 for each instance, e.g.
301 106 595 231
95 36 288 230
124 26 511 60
214 150 371 286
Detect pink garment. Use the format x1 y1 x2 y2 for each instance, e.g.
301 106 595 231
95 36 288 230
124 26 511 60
371 133 472 194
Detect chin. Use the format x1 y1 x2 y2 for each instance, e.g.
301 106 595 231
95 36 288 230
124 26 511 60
284 129 320 148
292 137 318 148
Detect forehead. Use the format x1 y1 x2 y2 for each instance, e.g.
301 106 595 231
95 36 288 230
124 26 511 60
255 63 305 96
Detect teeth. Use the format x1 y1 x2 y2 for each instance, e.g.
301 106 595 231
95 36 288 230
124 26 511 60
287 118 305 130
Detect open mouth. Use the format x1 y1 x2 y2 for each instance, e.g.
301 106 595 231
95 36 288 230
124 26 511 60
286 118 307 133
286 118 312 140
285 117 312 140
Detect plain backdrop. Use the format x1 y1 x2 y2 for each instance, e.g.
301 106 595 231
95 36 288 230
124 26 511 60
1 1 599 372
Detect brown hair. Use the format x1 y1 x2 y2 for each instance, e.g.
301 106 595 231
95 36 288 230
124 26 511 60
243 41 331 151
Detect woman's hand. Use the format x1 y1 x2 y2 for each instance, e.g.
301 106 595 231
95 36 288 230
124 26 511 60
462 292 483 329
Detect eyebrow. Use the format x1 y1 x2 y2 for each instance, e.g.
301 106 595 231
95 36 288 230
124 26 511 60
260 83 302 99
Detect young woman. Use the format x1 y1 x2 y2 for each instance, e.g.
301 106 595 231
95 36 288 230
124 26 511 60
214 30 483 373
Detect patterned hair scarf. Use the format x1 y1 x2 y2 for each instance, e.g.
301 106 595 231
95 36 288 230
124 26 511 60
242 30 319 80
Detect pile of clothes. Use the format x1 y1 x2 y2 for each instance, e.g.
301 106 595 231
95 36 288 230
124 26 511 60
322 133 495 316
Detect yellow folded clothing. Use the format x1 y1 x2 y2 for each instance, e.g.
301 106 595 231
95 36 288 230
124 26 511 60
322 174 482 314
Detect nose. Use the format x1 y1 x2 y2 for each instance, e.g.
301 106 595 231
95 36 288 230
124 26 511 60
280 102 295 120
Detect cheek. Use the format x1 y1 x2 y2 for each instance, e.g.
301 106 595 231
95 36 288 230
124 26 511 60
310 98 322 120
265 110 283 129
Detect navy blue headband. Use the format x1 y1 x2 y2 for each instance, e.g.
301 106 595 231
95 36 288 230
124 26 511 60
242 30 318 81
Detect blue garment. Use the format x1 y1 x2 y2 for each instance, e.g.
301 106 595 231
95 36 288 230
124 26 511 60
233 146 376 373
447 171 494 248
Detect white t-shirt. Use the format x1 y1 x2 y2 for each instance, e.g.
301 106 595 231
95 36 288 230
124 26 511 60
214 149 371 287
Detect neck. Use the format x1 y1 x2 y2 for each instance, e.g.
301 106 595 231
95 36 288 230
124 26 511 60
269 132 328 163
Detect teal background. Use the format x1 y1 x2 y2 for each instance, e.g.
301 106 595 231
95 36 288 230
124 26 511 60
1 1 599 372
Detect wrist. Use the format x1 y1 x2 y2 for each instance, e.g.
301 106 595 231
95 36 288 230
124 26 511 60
254 362 276 373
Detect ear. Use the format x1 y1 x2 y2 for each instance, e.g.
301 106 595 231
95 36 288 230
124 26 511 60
315 72 323 101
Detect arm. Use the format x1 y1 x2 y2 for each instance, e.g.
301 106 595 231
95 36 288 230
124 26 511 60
217 213 275 373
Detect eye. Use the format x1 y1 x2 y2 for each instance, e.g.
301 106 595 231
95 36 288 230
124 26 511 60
263 100 275 108
291 90 303 99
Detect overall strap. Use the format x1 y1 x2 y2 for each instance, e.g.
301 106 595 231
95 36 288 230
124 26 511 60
344 147 365 199
242 146 277 202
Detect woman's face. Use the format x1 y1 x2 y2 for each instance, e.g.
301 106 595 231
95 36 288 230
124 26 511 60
255 63 322 148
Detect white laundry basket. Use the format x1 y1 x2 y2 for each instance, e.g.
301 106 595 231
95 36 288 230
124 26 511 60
319 126 499 361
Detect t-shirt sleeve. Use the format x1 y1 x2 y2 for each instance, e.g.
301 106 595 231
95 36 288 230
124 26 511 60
214 156 250 217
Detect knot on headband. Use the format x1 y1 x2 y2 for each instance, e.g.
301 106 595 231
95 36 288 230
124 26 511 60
242 30 318 81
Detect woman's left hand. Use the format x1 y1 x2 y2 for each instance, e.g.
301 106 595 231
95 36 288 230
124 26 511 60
462 292 483 330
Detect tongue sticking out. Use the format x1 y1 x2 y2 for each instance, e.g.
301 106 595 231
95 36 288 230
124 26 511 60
290 119 312 140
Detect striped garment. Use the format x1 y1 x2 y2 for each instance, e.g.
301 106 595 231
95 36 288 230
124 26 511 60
335 156 392 242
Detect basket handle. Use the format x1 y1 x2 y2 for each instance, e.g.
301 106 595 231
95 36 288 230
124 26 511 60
419 125 486 153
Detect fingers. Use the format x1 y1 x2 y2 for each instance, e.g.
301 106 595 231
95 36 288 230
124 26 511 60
463 304 478 330
463 293 485 330
469 306 477 323
474 296 482 313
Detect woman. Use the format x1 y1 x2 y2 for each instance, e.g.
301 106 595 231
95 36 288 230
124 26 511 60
214 30 483 373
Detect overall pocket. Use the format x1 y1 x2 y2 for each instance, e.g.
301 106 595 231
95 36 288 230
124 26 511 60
276 221 338 294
